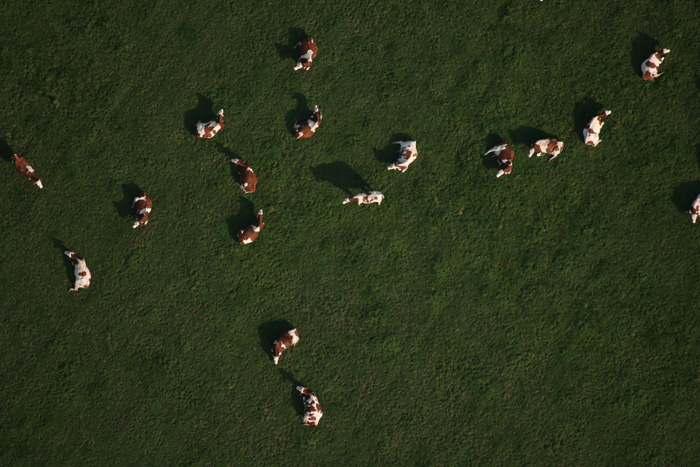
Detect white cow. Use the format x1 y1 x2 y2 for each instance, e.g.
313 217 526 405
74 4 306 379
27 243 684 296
65 251 91 292
387 141 418 172
343 192 384 205
642 49 670 81
690 194 700 224
583 111 611 147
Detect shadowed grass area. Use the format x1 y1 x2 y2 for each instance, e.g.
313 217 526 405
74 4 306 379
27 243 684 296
1 0 700 465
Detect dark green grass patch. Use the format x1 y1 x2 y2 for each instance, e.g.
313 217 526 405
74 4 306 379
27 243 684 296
1 0 700 464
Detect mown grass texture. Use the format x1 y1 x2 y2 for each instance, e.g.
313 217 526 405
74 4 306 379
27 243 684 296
1 0 700 464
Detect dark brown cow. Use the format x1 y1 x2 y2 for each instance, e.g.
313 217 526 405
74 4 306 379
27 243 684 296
11 154 43 188
296 385 323 426
271 328 299 364
483 142 515 178
132 192 153 228
230 158 258 193
294 37 318 71
237 210 264 245
196 109 225 139
294 106 322 139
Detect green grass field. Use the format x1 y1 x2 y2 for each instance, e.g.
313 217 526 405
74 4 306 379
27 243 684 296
2 0 700 464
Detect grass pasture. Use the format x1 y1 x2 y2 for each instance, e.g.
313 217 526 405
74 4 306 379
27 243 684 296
1 0 700 464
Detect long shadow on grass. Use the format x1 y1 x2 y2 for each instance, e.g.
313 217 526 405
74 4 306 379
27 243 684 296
508 126 557 148
572 99 604 143
113 183 142 219
0 138 13 162
52 238 75 288
671 181 700 213
215 143 243 182
275 27 308 63
373 133 413 164
481 133 504 171
631 33 658 77
257 319 295 363
183 94 215 136
278 369 305 418
310 161 370 196
226 198 255 240
285 93 312 137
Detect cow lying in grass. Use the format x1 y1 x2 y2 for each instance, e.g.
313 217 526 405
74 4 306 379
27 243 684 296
65 251 91 292
11 154 43 189
583 111 611 147
196 109 225 139
294 106 322 139
294 37 318 71
231 158 258 193
297 385 323 426
237 210 264 245
528 139 564 161
483 142 514 177
387 141 418 172
271 328 299 364
690 194 700 224
132 192 153 228
642 49 670 81
343 192 384 205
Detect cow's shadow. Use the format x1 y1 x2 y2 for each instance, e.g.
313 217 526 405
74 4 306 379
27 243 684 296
285 93 312 137
481 133 504 170
257 319 295 363
572 99 604 143
0 138 13 162
226 198 255 240
275 27 308 62
215 143 243 182
672 181 700 213
310 161 370 196
373 133 412 164
508 126 557 148
113 183 142 219
278 369 306 418
631 33 658 77
52 238 75 287
183 94 215 136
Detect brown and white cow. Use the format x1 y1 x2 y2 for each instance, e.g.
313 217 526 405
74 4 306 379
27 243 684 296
196 109 225 139
483 142 515 177
583 110 611 147
690 194 700 224
294 37 318 71
271 328 299 364
237 210 264 245
387 141 418 172
11 154 43 189
342 191 384 205
294 106 322 139
230 158 258 193
642 49 670 81
296 385 323 426
527 139 565 161
64 251 91 292
132 192 153 228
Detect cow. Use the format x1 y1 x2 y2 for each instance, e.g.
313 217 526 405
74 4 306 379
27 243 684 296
342 192 384 205
690 194 700 224
296 385 323 426
196 109 225 139
527 139 565 161
483 142 515 177
271 328 300 364
387 141 418 172
642 49 670 81
132 192 153 228
237 210 264 245
11 154 43 189
230 158 258 193
294 106 322 139
583 110 612 147
294 36 318 71
64 251 91 292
